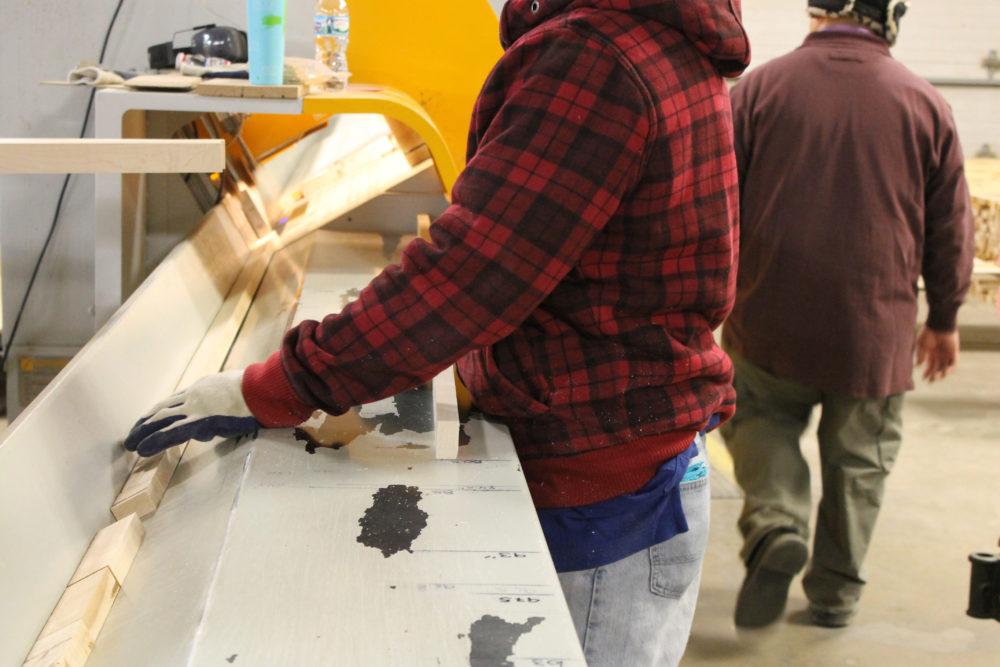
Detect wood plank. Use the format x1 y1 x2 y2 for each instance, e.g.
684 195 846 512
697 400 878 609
111 447 184 520
278 148 433 251
417 213 432 241
23 623 92 667
0 139 225 174
432 366 461 459
967 158 1000 264
237 182 272 237
120 110 148 298
23 569 119 667
122 74 201 91
180 246 273 383
385 116 431 169
196 79 305 100
68 514 145 588
220 192 260 245
970 258 1000 307
966 158 1000 201
223 236 316 371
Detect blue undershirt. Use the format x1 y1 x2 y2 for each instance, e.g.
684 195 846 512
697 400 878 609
537 417 715 573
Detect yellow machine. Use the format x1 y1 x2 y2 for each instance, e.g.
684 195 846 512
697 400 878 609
242 0 502 192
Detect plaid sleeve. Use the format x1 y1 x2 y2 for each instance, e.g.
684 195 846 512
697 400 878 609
245 27 653 423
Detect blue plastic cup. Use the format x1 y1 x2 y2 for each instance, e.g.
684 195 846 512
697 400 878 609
246 0 286 85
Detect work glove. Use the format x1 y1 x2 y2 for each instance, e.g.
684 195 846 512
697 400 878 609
124 370 262 457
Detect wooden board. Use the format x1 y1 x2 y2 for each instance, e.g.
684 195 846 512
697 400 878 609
69 515 145 587
236 182 272 236
966 158 1000 201
970 258 1000 307
432 367 461 459
196 78 305 100
966 158 1000 263
111 447 184 520
0 139 224 174
25 515 145 665
417 212 432 241
23 569 119 667
123 74 201 91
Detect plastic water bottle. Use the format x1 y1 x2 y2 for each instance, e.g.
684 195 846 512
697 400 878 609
314 0 349 90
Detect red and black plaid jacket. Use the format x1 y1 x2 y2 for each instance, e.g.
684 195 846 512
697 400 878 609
245 0 750 506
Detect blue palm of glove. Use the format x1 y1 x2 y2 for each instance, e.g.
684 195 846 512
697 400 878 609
124 370 261 457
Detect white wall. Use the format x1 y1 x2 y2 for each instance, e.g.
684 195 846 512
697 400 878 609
740 0 1000 157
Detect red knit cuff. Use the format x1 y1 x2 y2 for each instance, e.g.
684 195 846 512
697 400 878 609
242 351 315 428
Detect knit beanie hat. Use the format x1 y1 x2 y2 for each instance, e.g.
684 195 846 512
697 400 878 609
807 0 909 45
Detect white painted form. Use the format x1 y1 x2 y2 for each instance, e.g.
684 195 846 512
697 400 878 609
84 230 584 665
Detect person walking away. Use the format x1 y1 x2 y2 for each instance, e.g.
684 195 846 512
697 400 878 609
721 0 974 629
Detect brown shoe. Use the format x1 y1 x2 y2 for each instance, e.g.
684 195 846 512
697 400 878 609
734 530 809 628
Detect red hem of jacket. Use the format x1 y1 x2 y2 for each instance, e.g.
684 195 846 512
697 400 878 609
523 429 697 509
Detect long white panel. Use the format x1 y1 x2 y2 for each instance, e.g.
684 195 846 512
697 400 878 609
82 231 583 665
0 210 250 666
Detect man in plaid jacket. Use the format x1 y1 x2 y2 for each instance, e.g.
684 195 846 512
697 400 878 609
126 1 750 663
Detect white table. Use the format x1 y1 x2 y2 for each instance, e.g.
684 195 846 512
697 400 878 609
94 88 304 327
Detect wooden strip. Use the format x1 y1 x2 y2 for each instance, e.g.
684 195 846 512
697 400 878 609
220 192 260 244
69 514 145 587
432 366 461 459
23 623 92 667
278 150 433 250
0 139 225 174
111 446 184 520
967 158 1000 263
237 182 272 237
122 74 201 91
386 117 431 169
196 79 305 99
23 569 119 667
179 247 273 384
970 258 1000 307
223 236 316 371
417 213 432 242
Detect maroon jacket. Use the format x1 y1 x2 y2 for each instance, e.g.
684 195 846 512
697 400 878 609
244 0 750 505
724 30 974 398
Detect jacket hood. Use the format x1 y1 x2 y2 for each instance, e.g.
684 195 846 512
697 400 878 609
500 0 751 77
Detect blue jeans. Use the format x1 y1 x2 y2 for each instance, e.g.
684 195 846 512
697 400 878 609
557 434 710 666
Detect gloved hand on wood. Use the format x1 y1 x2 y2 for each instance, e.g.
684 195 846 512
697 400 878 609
124 370 261 457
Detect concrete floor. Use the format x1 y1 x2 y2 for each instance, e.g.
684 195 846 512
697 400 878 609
684 299 1000 666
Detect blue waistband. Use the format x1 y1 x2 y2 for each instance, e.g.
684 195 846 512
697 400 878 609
538 436 703 572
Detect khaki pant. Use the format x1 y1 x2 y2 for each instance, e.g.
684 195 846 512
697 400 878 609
720 352 904 613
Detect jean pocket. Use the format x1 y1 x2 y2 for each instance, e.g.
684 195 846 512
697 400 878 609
648 478 710 599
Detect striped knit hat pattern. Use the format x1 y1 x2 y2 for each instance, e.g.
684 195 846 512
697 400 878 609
807 0 909 46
